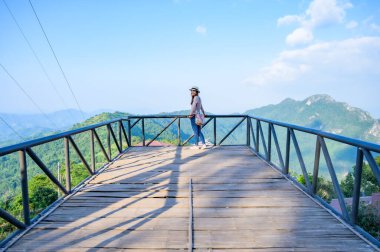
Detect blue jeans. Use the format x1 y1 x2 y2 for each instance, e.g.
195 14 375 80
190 116 205 145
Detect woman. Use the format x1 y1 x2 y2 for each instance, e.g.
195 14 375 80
188 86 207 150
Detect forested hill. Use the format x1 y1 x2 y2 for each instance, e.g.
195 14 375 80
0 109 109 147
245 94 380 144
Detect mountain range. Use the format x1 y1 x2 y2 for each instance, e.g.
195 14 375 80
245 94 380 144
1 94 379 148
0 109 111 146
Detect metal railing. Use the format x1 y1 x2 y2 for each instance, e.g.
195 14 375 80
0 118 130 239
247 115 380 247
0 114 247 245
0 114 379 247
127 115 246 147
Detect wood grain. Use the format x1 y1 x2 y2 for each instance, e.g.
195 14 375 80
7 146 375 251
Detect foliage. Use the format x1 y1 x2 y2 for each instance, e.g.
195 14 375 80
341 156 380 197
357 203 380 240
295 173 335 202
294 156 380 242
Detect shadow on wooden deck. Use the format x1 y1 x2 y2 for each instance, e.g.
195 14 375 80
5 146 377 251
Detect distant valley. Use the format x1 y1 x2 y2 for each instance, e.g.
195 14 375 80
1 94 379 147
0 94 379 182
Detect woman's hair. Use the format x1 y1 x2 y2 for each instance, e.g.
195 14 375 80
191 91 199 105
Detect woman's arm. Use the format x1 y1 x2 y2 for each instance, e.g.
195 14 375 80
201 104 206 116
189 96 199 117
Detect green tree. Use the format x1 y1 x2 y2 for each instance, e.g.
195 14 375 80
28 175 58 216
340 156 380 197
295 173 335 202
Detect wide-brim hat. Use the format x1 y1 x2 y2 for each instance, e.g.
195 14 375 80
189 86 200 93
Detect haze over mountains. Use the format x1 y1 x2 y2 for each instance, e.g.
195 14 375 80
1 94 379 147
245 94 380 144
0 109 110 145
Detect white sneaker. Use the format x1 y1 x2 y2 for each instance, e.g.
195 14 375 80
201 144 207 149
191 145 200 150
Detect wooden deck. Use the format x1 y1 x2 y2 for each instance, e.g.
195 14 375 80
7 146 376 251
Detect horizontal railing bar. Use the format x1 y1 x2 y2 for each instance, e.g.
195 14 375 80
0 118 125 156
127 115 246 119
2 114 379 155
249 115 380 153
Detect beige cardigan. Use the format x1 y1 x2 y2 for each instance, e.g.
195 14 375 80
190 96 205 115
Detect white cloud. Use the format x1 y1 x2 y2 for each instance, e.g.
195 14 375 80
195 25 207 35
277 15 303 26
244 36 380 86
277 0 353 46
345 20 358 29
306 0 352 28
286 27 314 46
244 61 310 86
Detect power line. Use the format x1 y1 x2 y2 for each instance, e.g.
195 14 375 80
28 0 86 119
0 114 25 141
0 63 59 128
1 0 75 120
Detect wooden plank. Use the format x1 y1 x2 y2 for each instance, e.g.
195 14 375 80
10 230 188 250
7 146 375 252
72 190 305 199
35 217 188 230
79 182 294 192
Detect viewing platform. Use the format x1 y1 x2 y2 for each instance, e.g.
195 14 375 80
0 115 379 251
4 146 376 251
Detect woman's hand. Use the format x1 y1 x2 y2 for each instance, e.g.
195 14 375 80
188 114 194 118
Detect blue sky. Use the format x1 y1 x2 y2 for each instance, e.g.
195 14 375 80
1 0 380 117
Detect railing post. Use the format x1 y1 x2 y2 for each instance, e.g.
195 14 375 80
90 130 95 173
107 124 111 158
64 137 71 193
19 149 30 225
268 123 272 161
351 148 363 225
142 118 145 146
213 117 216 146
119 121 123 151
284 128 290 175
270 124 284 169
177 117 181 146
312 137 321 194
246 116 250 146
257 121 269 160
128 119 132 147
255 120 260 152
